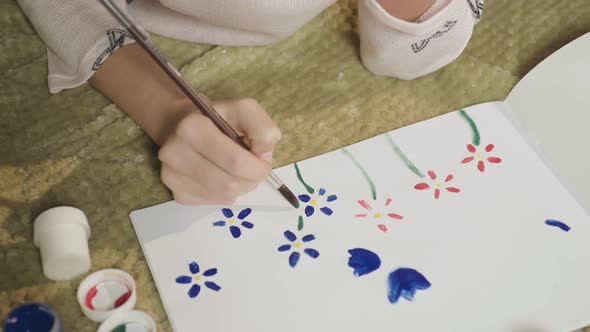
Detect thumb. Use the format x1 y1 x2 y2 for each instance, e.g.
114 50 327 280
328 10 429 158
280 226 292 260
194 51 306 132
212 98 281 164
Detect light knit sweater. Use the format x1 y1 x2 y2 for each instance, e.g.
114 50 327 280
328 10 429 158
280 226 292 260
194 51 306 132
16 0 484 93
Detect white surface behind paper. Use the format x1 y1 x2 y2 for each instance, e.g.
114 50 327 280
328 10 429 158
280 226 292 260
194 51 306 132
132 103 590 332
505 32 590 210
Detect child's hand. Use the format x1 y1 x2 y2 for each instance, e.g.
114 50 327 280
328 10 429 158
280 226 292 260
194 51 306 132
158 98 281 205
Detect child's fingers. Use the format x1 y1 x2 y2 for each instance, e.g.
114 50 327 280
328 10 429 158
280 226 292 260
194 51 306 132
213 98 281 164
174 112 272 182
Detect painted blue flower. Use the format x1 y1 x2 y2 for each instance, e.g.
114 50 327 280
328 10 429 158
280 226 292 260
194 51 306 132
175 261 221 299
298 188 337 218
277 230 320 267
212 208 254 238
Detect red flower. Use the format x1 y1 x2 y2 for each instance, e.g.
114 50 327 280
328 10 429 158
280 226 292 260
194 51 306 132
354 198 403 233
414 170 460 199
461 144 502 172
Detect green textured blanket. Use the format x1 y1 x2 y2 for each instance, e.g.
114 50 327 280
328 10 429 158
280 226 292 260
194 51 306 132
1 0 589 330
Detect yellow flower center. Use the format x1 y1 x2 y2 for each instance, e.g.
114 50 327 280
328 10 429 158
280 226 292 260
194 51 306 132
228 218 236 224
294 242 302 248
374 213 382 218
194 275 202 281
476 153 482 159
436 183 442 188
310 199 318 206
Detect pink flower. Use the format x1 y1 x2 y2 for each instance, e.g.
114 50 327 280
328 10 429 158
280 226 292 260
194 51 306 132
414 170 460 199
461 144 502 172
354 198 403 233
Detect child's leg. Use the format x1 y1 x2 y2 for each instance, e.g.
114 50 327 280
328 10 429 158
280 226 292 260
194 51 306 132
128 0 338 46
359 0 484 80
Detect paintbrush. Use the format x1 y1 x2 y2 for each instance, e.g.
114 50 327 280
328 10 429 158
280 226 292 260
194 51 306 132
98 0 299 209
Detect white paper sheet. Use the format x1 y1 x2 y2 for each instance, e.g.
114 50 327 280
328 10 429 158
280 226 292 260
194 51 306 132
131 102 590 332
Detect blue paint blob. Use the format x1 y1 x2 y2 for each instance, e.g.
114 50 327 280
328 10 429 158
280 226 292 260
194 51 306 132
203 268 217 277
545 219 571 232
175 276 192 284
347 248 381 277
222 208 234 218
230 226 241 238
302 234 316 242
205 281 222 292
304 248 320 259
4 303 62 332
278 244 291 252
212 221 226 227
241 221 254 229
305 205 315 217
238 208 252 220
289 252 300 268
387 268 431 304
189 261 200 274
284 230 297 242
188 284 201 298
320 207 333 216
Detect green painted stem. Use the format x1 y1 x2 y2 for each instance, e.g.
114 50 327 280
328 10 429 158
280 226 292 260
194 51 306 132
458 109 481 146
297 215 304 231
294 162 314 194
341 148 377 200
385 134 425 178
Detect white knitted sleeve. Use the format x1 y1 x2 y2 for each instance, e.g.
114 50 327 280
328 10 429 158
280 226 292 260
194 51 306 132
358 0 483 80
17 0 136 93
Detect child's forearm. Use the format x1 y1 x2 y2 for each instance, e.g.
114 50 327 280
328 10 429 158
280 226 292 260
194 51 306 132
89 43 191 145
377 0 437 22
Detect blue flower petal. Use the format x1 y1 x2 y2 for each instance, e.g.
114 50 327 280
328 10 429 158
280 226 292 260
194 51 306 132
327 195 338 202
189 261 200 274
203 268 217 277
238 208 252 220
302 234 316 242
304 248 320 259
175 276 192 284
230 226 241 238
205 281 221 292
222 208 234 218
298 194 311 203
278 244 292 252
319 188 326 196
305 205 315 217
212 221 226 227
284 230 297 242
320 207 333 216
289 252 300 268
241 221 254 229
188 283 201 298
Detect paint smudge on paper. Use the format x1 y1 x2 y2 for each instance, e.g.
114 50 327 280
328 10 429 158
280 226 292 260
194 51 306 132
385 134 425 178
278 230 320 268
342 148 377 200
348 248 381 277
175 261 221 299
458 109 481 146
212 208 254 239
545 219 571 232
387 268 431 304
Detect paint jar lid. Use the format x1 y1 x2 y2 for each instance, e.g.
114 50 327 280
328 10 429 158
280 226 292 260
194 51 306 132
97 310 157 332
76 269 137 322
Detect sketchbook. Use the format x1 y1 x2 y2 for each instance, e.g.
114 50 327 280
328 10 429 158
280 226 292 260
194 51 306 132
130 33 590 332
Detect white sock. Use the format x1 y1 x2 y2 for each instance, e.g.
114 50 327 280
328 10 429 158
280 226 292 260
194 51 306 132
359 0 484 80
